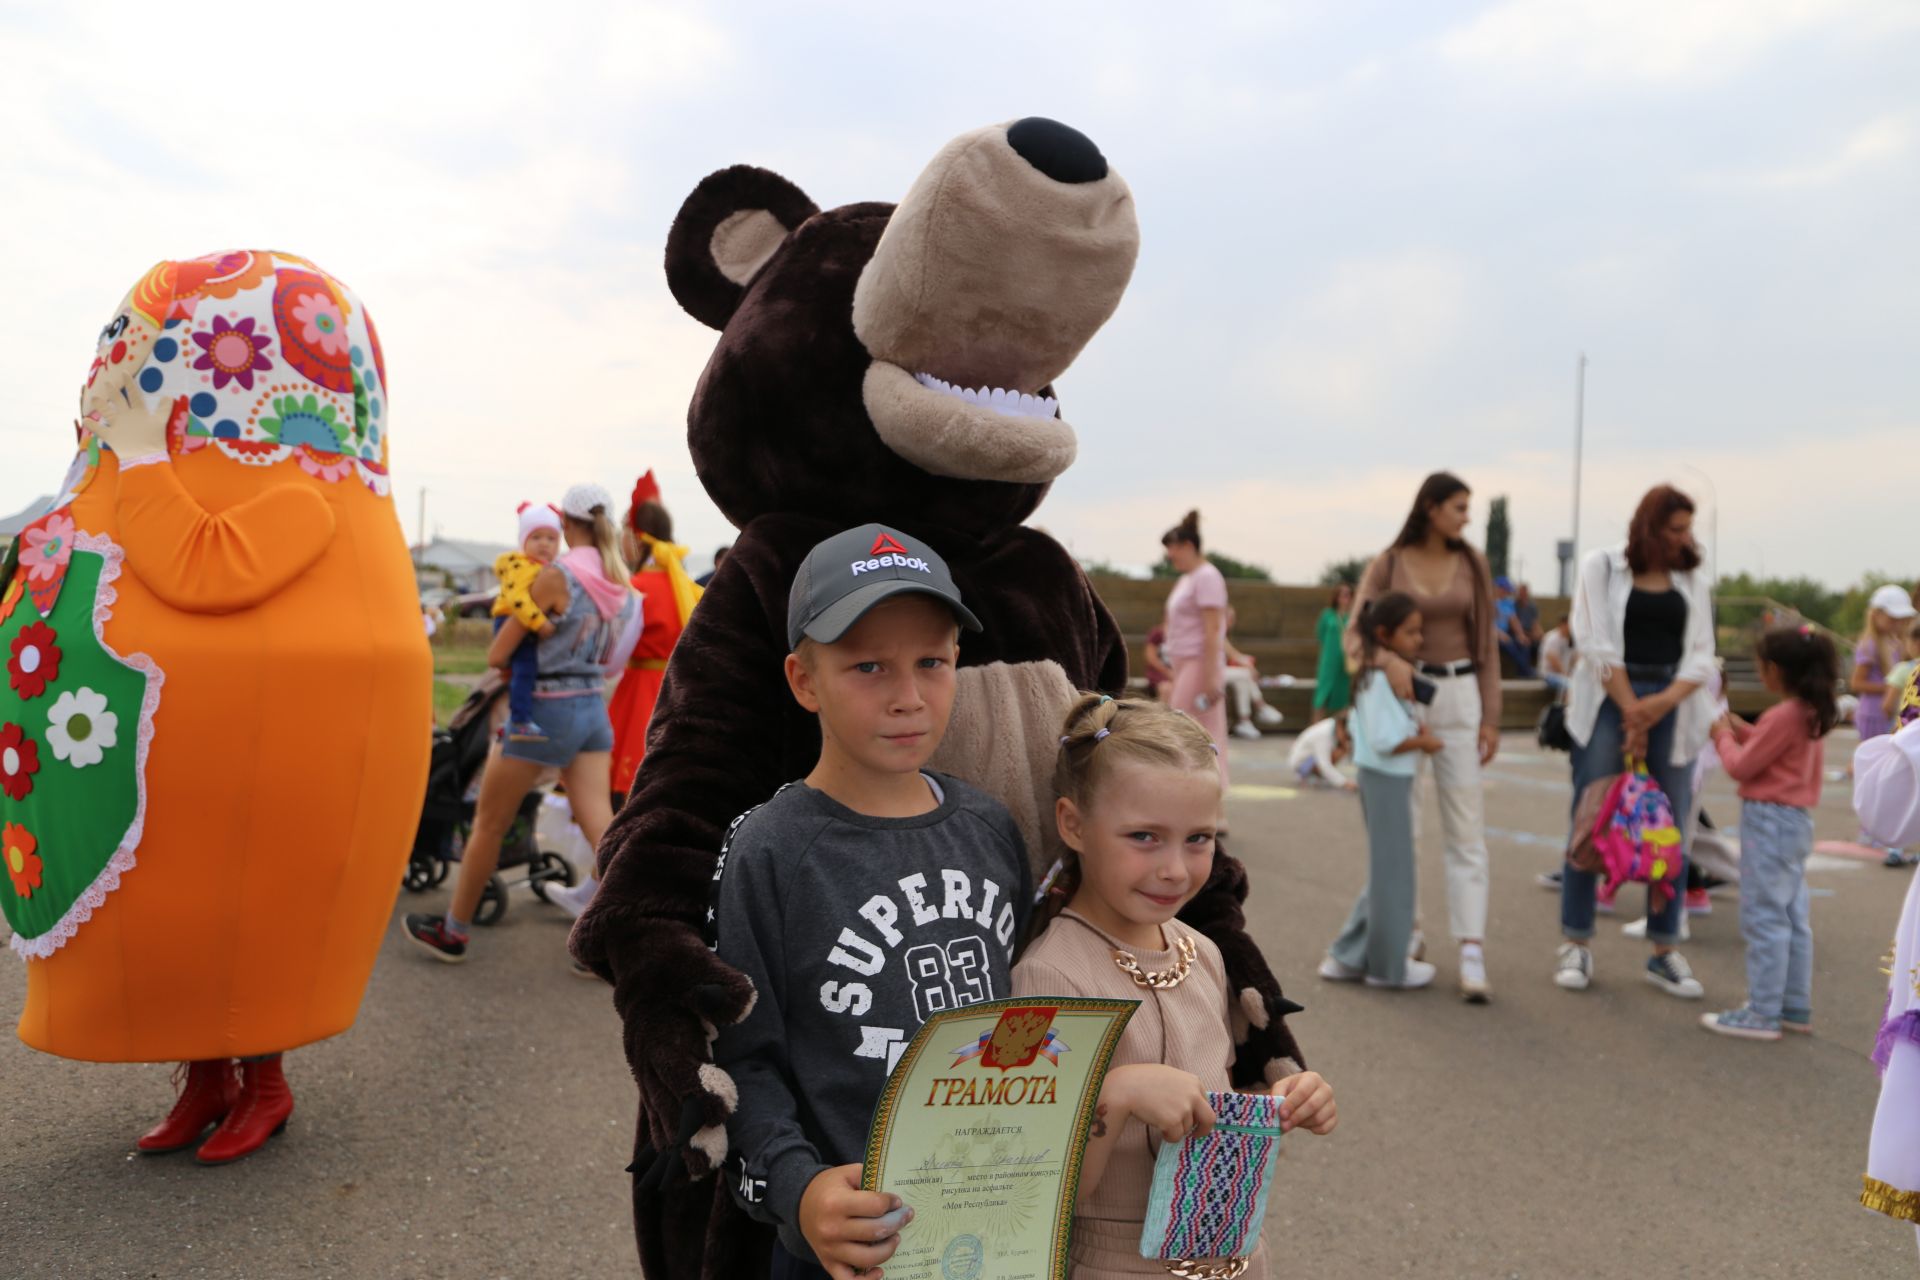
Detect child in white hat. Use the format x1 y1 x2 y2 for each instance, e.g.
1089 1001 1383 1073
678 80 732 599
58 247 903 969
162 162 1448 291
493 501 563 742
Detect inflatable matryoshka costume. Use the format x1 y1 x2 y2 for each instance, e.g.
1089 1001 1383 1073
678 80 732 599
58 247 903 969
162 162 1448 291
0 251 430 1164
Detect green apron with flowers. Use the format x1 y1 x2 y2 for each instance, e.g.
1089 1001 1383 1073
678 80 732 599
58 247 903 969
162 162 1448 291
1 529 156 957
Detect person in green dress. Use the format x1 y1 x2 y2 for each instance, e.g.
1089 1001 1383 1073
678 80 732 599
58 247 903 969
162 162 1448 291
1313 581 1354 721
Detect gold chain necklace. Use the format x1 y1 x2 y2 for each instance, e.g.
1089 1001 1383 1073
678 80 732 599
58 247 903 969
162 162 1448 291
1165 1260 1251 1279
1111 935 1196 990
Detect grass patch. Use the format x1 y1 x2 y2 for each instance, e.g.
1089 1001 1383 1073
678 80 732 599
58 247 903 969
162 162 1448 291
432 678 474 726
432 642 493 676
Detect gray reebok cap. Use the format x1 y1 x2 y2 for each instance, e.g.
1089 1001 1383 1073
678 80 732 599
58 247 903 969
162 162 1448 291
787 524 984 650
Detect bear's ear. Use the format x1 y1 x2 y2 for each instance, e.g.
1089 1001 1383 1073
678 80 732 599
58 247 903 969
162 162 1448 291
665 165 819 330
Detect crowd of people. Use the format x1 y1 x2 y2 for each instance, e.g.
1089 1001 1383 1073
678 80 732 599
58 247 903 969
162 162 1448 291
1144 474 1918 1259
386 468 1918 1268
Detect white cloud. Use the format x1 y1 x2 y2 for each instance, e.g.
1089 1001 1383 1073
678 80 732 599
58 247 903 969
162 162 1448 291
1438 0 1892 87
1704 114 1910 189
1245 252 1479 423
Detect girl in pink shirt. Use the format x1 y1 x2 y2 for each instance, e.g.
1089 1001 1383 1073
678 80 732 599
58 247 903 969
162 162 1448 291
1159 510 1230 787
1700 626 1841 1041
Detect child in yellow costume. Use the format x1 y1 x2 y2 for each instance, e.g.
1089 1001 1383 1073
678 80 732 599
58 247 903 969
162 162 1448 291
0 251 430 1165
492 502 563 742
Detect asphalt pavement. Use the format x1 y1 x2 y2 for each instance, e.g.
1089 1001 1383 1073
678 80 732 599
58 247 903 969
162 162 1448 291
2 731 1915 1278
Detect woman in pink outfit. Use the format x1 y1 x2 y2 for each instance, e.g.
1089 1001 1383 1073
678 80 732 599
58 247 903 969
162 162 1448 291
1160 510 1229 787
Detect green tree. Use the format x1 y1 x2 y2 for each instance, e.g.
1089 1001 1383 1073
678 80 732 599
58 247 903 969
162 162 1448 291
1151 551 1271 581
1318 557 1370 588
1484 496 1510 579
1714 571 1843 630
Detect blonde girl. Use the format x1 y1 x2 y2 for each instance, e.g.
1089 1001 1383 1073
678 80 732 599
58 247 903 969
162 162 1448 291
1012 694 1335 1279
1856 585 1919 744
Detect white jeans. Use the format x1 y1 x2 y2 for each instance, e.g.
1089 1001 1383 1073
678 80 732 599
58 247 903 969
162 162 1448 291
1414 671 1491 942
1225 667 1262 722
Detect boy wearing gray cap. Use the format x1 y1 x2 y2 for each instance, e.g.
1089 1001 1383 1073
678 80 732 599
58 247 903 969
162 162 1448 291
709 524 1032 1280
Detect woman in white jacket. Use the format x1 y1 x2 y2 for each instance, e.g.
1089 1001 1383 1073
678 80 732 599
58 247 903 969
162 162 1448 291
1555 485 1718 998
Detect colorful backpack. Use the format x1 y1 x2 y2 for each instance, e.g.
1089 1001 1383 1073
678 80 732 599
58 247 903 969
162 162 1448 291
1590 756 1685 907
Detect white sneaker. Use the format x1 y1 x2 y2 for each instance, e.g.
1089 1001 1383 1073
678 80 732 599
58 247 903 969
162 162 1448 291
1458 946 1490 1003
1554 942 1593 991
1318 955 1364 982
1621 915 1690 942
1254 705 1285 728
1366 959 1437 990
1231 721 1263 741
548 876 598 920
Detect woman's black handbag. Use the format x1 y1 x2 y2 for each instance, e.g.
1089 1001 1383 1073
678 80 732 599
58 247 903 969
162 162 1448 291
1537 701 1573 752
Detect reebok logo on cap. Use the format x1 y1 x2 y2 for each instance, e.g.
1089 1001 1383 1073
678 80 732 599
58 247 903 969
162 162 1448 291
787 522 983 650
851 530 932 577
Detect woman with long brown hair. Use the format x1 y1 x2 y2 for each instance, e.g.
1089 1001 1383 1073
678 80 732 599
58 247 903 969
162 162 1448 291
1555 484 1718 999
1347 472 1499 1002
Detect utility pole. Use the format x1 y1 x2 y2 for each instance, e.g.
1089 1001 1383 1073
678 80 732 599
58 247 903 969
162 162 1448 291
1571 353 1585 566
1556 354 1586 598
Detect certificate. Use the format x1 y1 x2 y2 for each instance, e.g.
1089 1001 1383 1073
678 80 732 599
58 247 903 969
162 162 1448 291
861 996 1138 1280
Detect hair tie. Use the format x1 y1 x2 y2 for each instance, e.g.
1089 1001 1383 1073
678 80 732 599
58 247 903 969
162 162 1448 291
1098 695 1114 705
1208 742 1219 754
1094 727 1110 741
1798 623 1813 637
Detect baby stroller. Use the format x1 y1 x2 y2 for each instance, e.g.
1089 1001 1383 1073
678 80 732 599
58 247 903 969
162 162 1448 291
406 675 577 925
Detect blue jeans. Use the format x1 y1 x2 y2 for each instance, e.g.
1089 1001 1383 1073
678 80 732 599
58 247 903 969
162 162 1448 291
1738 800 1814 1020
1562 675 1693 944
1499 634 1537 678
492 615 540 725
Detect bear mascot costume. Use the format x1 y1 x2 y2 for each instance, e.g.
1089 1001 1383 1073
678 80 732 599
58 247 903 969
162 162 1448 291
570 120 1306 1277
0 251 430 1164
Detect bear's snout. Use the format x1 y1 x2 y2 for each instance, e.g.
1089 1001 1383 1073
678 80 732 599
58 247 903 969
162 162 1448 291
850 119 1138 487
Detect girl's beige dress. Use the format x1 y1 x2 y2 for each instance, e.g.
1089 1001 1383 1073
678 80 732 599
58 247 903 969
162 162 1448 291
1013 908 1270 1279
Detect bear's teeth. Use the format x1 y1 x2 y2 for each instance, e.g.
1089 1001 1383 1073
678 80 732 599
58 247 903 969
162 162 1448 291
913 372 1059 420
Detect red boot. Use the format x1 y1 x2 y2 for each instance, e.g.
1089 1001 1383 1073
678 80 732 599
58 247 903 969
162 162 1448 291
138 1060 239 1154
195 1055 294 1166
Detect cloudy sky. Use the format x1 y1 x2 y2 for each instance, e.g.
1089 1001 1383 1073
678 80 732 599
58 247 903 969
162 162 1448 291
2 1 1914 589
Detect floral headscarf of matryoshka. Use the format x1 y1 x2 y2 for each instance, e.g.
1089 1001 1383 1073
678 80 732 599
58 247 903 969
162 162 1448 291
79 250 390 493
3 252 392 625
1898 661 1920 731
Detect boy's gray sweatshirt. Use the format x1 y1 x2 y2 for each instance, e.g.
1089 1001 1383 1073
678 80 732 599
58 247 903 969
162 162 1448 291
709 772 1031 1259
